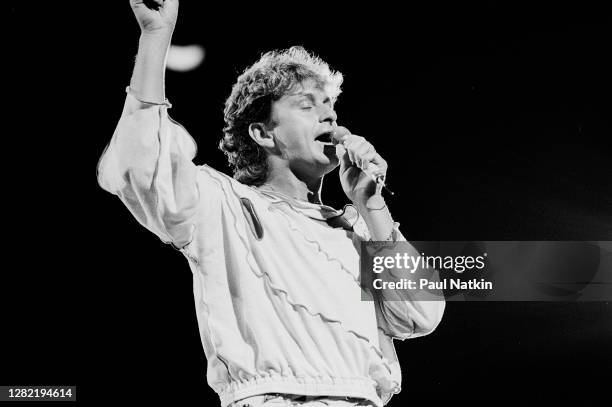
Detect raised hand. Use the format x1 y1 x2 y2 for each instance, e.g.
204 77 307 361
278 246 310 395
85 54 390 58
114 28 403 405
130 0 179 35
333 126 388 204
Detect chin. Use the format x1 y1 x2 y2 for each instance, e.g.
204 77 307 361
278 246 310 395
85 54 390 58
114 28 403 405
294 151 339 178
321 156 340 174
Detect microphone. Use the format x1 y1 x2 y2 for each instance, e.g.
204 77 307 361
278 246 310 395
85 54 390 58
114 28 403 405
332 126 394 195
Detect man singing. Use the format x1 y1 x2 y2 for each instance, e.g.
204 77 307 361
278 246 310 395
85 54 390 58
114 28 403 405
97 1 445 406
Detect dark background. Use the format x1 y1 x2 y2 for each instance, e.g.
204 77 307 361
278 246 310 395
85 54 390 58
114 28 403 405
5 1 611 405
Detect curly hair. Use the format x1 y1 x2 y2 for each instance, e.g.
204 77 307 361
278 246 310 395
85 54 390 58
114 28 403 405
219 46 343 186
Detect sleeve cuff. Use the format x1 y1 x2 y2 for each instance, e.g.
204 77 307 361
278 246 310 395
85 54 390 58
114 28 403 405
125 86 172 108
369 221 401 243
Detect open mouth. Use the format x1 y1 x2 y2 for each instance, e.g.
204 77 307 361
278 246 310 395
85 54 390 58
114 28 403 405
314 132 335 146
315 131 337 156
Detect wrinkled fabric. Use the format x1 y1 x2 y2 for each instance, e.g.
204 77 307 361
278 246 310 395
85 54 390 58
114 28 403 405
97 94 445 407
232 394 376 407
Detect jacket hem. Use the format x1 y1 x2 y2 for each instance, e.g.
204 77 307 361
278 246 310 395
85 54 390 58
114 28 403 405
217 376 383 407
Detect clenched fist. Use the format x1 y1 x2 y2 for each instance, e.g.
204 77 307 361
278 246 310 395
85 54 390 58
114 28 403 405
130 0 179 34
333 126 388 204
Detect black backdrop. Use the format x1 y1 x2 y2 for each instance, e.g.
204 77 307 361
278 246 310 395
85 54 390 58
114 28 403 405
5 1 611 405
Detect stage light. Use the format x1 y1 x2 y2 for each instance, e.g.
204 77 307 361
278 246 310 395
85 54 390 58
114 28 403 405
167 44 205 72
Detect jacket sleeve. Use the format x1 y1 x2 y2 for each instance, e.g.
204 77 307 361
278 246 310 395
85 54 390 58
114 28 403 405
372 224 446 340
97 93 202 248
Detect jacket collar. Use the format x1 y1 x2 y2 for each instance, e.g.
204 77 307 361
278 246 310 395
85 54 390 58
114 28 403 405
254 188 359 230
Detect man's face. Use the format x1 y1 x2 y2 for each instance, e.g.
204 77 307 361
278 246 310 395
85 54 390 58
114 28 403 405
267 79 339 181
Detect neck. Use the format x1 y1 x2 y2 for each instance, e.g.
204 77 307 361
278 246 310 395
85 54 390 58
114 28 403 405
260 161 323 204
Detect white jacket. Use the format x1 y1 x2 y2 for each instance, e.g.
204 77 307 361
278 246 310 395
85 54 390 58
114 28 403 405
97 94 445 407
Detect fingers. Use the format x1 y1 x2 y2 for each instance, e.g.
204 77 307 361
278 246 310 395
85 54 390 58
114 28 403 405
136 0 164 9
342 135 378 170
336 144 352 172
340 135 362 167
368 153 388 179
135 0 174 11
334 127 388 181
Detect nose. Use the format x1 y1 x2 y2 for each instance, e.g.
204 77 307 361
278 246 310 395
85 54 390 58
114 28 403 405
319 104 337 124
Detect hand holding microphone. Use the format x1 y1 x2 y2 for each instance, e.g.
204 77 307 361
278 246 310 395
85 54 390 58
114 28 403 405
331 126 394 196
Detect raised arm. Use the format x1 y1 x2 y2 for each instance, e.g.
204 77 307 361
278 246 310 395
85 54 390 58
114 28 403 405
128 0 178 109
97 0 205 249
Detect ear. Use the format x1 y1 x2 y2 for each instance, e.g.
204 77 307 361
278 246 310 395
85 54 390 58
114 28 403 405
248 123 275 149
